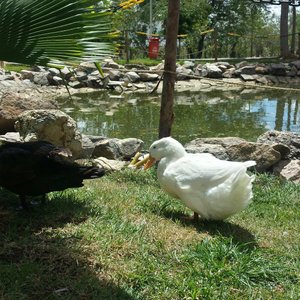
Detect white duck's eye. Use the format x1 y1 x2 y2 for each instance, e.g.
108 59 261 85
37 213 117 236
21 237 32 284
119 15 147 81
153 146 157 149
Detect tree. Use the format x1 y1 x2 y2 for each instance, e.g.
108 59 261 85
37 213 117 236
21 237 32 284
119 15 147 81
290 6 297 54
112 1 151 60
280 2 290 58
178 0 210 58
175 0 268 59
159 0 180 138
206 0 269 58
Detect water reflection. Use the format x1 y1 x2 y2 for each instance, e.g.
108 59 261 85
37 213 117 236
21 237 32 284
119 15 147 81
56 89 300 147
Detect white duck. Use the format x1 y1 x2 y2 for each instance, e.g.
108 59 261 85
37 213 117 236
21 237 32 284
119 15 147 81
144 137 256 221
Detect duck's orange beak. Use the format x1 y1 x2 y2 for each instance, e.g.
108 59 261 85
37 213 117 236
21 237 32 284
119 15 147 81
144 156 156 170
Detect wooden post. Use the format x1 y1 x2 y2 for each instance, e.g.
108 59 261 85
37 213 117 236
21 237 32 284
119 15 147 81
159 0 180 139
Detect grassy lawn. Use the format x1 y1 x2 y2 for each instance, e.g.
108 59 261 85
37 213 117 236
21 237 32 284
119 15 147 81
3 64 31 73
0 169 299 299
116 58 162 67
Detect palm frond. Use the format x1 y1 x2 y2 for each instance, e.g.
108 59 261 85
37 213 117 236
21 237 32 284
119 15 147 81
0 0 116 66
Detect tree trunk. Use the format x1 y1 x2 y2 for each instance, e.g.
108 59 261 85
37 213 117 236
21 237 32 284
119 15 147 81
124 30 130 63
197 35 205 59
280 3 290 58
213 30 218 61
230 40 238 58
290 6 296 54
159 0 180 139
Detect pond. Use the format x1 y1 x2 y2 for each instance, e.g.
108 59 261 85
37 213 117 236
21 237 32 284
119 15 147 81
57 88 300 148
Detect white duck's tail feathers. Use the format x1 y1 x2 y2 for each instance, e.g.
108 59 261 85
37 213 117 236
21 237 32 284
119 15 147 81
243 160 256 183
249 174 256 183
243 160 256 168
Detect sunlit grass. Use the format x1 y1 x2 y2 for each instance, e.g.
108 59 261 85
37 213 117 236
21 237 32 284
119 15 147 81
0 169 299 299
117 58 161 67
3 63 31 73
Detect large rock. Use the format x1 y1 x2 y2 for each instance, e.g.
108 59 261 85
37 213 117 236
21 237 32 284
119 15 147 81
227 142 281 172
125 71 140 83
0 92 58 134
101 58 120 69
201 63 223 78
186 137 246 147
185 137 281 172
176 66 194 80
235 65 256 75
186 143 229 160
125 64 149 70
33 72 49 85
240 74 255 82
269 63 287 76
93 138 143 160
109 69 122 81
257 130 299 159
139 73 160 82
94 157 127 172
15 109 84 158
119 138 144 160
290 60 300 69
185 137 247 160
93 138 120 159
81 134 95 158
273 160 300 183
255 65 268 75
76 62 98 74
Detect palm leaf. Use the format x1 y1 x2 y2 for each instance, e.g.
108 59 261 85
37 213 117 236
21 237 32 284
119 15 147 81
0 0 116 66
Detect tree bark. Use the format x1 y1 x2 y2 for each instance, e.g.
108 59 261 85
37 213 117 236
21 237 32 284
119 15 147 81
159 0 180 139
197 35 205 59
280 3 290 58
290 6 296 54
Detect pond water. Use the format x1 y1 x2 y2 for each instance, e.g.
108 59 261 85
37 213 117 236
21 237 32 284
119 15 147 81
57 88 300 148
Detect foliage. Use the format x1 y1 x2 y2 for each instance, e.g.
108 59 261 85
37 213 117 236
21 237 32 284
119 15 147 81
112 1 153 59
0 171 299 299
196 1 269 58
0 0 116 67
111 0 284 60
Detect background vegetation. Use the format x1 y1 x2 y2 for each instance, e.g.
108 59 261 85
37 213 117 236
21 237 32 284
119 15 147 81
111 0 300 60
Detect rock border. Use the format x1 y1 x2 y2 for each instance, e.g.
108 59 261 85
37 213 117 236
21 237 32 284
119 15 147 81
2 59 300 97
1 128 300 183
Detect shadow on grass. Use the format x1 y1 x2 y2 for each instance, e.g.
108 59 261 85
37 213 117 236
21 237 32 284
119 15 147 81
0 189 92 231
162 210 257 248
0 188 134 300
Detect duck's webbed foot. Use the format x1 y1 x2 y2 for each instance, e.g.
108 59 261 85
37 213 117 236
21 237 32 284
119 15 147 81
179 212 200 223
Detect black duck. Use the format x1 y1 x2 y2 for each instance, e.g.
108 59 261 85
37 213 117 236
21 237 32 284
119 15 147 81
0 141 105 209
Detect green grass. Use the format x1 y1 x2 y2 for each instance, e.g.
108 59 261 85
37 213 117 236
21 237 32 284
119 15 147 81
0 170 299 299
116 58 161 67
3 63 31 72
